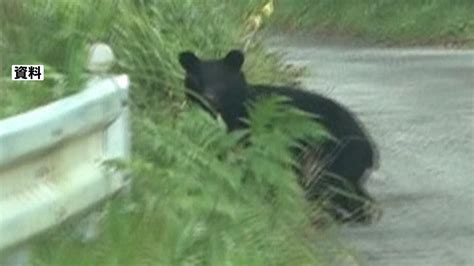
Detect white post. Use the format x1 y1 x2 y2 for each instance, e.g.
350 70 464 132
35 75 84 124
73 43 122 243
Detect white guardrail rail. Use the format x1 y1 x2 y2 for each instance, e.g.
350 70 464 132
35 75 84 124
0 44 130 265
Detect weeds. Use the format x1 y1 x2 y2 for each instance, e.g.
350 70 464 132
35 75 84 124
0 0 343 265
270 0 474 47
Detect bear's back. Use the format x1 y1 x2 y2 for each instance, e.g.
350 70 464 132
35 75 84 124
250 84 379 169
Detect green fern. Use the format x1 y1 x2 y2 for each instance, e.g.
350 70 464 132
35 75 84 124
1 0 348 265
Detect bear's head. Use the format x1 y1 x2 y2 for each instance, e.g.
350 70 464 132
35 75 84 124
178 50 249 124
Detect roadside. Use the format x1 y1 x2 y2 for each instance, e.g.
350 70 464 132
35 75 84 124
268 35 474 266
0 1 343 265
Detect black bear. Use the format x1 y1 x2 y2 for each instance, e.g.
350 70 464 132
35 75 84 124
178 49 381 224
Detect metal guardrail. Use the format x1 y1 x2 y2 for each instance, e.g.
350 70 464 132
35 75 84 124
0 44 130 265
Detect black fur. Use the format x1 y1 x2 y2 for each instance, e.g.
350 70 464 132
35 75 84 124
179 50 380 224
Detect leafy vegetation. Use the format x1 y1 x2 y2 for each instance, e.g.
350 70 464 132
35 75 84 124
31 96 345 266
270 0 474 47
1 0 348 265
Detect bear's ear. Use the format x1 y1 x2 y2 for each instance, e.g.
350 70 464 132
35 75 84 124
179 51 200 72
223 50 244 70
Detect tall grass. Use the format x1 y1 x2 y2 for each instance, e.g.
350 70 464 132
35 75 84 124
270 0 474 46
0 0 347 265
0 0 298 118
30 96 342 266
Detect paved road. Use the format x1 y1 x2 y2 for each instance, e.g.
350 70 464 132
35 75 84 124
268 36 474 266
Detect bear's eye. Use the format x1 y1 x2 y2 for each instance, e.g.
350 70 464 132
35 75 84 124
185 75 204 92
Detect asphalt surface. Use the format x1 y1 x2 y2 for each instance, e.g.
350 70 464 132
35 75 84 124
268 36 474 266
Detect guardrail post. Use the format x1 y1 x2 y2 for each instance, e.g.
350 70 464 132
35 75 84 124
73 43 120 243
86 43 116 77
